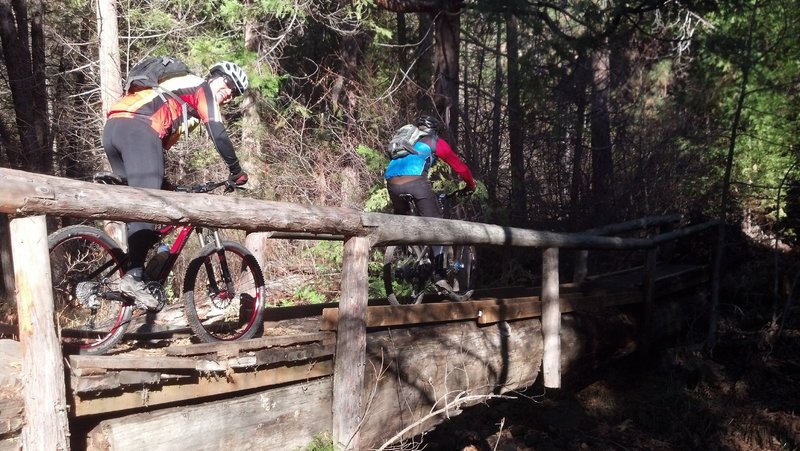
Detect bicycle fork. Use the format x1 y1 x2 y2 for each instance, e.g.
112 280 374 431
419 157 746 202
198 228 237 301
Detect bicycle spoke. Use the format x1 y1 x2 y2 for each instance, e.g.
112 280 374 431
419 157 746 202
184 243 265 342
48 226 132 355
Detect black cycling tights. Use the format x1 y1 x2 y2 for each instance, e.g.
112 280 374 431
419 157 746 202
387 177 444 257
102 118 164 269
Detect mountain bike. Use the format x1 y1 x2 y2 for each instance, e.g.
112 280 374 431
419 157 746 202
47 172 266 355
383 189 477 305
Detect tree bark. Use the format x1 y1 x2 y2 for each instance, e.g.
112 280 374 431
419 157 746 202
488 22 503 202
0 0 50 172
433 0 461 146
570 56 590 231
415 12 435 113
590 46 613 226
507 13 527 225
373 0 463 143
96 0 122 118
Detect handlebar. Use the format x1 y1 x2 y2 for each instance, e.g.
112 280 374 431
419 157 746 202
94 172 240 194
439 187 474 201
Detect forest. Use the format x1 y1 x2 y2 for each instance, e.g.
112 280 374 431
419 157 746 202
0 0 799 449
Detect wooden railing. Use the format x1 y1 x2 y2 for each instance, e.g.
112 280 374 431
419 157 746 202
0 167 718 450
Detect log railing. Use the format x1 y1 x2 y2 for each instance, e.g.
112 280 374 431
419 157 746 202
0 168 718 450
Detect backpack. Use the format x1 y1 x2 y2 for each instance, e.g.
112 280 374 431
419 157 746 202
123 56 191 94
122 56 194 138
387 124 433 160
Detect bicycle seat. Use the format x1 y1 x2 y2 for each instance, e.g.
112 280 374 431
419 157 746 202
93 171 128 186
399 193 414 202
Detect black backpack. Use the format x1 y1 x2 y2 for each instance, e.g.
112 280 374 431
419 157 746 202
123 56 194 137
123 56 191 94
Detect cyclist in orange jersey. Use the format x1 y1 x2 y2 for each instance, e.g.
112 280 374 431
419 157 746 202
102 61 250 310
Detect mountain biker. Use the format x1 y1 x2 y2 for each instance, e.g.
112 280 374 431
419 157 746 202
384 114 476 292
102 60 250 310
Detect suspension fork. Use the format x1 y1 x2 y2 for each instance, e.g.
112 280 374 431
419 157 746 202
197 228 237 298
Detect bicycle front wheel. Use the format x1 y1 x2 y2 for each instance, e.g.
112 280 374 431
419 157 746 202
182 241 265 342
48 225 132 355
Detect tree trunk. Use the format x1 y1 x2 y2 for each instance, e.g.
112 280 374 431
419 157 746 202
96 0 122 117
415 12 435 113
0 0 49 172
590 46 613 226
488 22 503 203
372 0 461 137
707 3 758 353
507 13 527 225
96 0 126 248
433 0 460 146
570 55 591 231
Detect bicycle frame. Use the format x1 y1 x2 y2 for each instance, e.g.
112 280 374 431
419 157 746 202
49 174 264 354
149 224 199 282
149 223 235 290
383 188 476 304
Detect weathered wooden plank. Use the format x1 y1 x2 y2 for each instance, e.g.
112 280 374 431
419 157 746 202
70 355 207 371
72 360 333 417
10 216 70 450
478 292 642 324
164 331 335 356
320 297 542 330
70 370 191 394
84 377 333 451
247 343 334 367
71 371 198 394
72 373 121 393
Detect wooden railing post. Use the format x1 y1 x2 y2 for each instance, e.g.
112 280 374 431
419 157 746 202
332 235 370 450
541 247 561 388
572 249 588 284
10 215 70 450
640 248 657 356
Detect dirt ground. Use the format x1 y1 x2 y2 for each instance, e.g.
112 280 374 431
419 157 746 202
416 312 800 451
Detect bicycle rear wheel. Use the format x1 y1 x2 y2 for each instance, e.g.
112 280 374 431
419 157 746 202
48 225 132 355
383 245 430 305
448 245 477 294
182 241 265 342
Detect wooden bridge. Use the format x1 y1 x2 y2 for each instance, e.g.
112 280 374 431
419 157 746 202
0 168 716 450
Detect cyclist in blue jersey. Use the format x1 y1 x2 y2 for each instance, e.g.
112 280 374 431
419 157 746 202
384 114 476 291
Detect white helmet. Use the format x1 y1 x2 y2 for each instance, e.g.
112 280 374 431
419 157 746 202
209 61 249 96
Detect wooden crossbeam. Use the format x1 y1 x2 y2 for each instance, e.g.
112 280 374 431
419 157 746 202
71 361 333 417
165 331 335 356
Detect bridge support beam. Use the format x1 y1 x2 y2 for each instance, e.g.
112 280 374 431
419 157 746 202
542 247 561 388
332 235 370 450
10 215 70 450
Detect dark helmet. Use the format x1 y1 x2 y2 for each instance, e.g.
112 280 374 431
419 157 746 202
209 61 249 96
416 114 442 133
